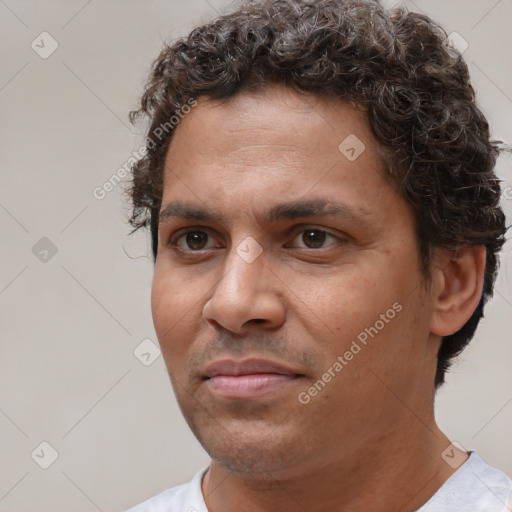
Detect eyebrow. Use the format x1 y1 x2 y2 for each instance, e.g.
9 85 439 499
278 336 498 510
159 199 371 226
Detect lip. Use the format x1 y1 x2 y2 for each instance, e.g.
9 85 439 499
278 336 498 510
203 358 304 399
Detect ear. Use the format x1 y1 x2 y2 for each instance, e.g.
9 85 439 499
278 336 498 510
430 246 486 337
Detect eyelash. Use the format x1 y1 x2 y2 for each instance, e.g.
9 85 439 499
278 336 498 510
169 226 344 253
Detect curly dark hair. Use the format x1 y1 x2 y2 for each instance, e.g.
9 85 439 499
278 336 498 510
127 0 507 389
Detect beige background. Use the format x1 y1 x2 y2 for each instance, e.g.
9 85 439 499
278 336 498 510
0 1 510 511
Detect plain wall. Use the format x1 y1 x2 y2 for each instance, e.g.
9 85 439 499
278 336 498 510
1 1 510 511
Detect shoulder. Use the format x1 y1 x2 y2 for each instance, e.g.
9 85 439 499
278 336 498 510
419 452 512 512
124 466 209 512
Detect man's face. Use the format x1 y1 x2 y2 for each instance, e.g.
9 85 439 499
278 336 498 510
152 86 439 476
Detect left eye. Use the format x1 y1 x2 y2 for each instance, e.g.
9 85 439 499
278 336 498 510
289 229 338 249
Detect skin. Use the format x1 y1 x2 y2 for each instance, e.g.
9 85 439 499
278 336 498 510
151 85 485 512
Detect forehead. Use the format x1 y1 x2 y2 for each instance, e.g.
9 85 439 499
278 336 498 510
161 85 393 218
166 86 380 164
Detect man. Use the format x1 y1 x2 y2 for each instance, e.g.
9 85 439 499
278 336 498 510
125 0 511 510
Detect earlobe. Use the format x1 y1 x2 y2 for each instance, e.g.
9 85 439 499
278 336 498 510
430 246 486 337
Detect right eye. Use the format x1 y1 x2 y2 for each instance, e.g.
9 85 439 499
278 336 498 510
172 229 221 252
171 229 224 253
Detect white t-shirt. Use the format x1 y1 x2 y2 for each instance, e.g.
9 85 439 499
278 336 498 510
125 452 512 511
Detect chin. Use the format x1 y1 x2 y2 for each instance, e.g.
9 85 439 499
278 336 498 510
208 437 304 475
188 412 311 475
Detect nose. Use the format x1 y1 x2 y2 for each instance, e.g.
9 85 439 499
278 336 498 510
202 247 286 334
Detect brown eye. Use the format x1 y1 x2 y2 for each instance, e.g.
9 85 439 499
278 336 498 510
185 231 209 250
302 229 327 248
287 227 342 250
171 228 222 255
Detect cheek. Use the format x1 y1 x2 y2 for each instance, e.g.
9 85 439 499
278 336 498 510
294 266 392 337
151 268 204 360
290 260 417 381
151 272 176 337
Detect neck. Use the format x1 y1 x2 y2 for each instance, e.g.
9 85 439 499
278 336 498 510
201 419 466 512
